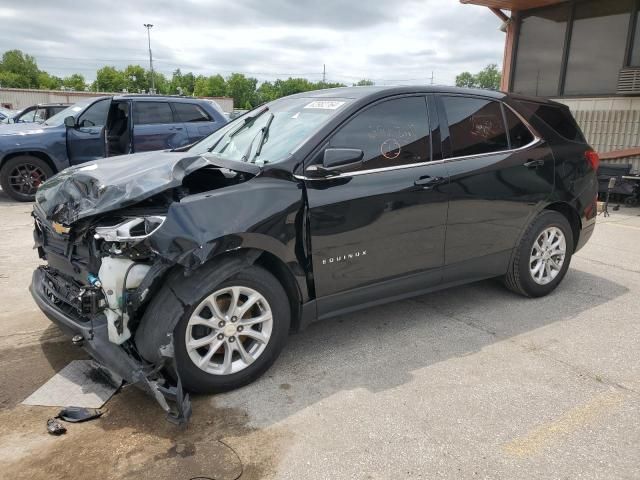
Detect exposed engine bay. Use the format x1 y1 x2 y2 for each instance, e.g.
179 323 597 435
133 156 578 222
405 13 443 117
31 154 259 423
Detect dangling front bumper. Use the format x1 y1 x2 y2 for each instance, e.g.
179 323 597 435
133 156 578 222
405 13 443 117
29 266 192 424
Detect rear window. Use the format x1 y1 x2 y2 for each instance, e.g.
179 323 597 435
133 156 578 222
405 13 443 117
172 103 211 123
441 96 509 157
504 107 535 148
520 102 585 142
133 102 174 125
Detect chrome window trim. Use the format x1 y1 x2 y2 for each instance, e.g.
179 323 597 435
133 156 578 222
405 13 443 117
294 136 542 180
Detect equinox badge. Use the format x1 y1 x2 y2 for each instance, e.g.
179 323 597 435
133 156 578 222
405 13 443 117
322 250 367 265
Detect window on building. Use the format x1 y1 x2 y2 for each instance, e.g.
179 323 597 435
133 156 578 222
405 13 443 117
504 107 535 148
512 3 570 97
564 0 633 95
441 96 508 157
133 102 174 125
172 103 211 123
631 8 640 66
329 96 431 171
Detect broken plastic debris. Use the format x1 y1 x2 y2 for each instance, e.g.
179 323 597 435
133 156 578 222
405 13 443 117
56 407 104 423
46 418 66 435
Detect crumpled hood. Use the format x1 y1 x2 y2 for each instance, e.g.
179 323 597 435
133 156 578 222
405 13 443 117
34 151 259 225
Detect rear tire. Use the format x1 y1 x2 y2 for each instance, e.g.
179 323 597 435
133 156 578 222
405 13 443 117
172 265 290 394
504 210 574 297
0 156 54 202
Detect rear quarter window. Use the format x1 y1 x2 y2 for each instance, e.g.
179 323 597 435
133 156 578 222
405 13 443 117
172 103 212 123
518 101 586 142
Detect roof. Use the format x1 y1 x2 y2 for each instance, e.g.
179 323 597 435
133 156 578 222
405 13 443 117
460 0 567 11
288 85 507 100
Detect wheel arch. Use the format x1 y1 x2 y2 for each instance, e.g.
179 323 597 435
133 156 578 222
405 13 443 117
544 201 581 250
0 150 58 174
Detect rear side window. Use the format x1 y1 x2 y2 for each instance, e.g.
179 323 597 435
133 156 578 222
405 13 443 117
504 107 535 148
441 96 508 157
172 103 211 123
329 96 431 171
520 102 585 142
133 102 174 125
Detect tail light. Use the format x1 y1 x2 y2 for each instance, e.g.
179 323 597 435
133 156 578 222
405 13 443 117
585 150 599 171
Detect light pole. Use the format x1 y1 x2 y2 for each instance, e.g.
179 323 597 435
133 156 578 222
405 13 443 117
144 23 155 93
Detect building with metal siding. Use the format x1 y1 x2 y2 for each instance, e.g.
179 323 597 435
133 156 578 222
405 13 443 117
0 87 234 114
462 0 640 171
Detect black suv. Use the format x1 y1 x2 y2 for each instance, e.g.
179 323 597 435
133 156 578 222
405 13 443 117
30 86 597 421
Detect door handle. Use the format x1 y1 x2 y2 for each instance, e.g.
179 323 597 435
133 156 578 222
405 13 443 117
414 175 445 188
169 126 184 131
524 159 545 168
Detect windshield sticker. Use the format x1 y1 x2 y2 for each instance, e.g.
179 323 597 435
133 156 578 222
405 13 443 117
304 100 346 110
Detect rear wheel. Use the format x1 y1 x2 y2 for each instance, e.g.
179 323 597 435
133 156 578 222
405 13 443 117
504 210 574 297
173 266 290 393
0 156 54 202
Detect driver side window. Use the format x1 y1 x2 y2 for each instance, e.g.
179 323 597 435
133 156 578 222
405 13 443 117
328 96 431 172
78 99 110 128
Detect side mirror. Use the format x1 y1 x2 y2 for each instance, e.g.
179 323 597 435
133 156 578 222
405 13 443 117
63 116 76 128
322 148 364 170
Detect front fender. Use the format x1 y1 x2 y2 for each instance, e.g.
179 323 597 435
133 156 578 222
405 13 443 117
0 128 68 171
148 175 308 294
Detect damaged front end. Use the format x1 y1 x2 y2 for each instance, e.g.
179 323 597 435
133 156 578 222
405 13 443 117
30 152 260 423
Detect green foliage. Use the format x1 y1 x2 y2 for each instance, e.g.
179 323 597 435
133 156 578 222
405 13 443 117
226 73 258 108
455 64 501 90
193 74 227 97
0 49 349 109
0 50 40 88
354 79 375 86
63 73 86 91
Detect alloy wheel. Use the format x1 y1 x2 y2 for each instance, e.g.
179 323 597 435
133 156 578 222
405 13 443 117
529 226 566 285
8 163 47 196
185 286 273 375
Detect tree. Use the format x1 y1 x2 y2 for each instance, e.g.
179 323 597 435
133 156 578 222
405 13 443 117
63 73 86 91
475 64 501 90
193 74 227 97
455 64 501 90
94 66 126 92
124 64 148 93
354 79 375 86
226 73 258 108
38 71 63 90
0 50 40 88
454 71 476 88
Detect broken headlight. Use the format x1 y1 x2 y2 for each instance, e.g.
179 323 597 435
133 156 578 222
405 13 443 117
93 216 166 243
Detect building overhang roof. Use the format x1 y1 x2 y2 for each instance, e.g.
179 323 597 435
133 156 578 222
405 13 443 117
460 0 567 11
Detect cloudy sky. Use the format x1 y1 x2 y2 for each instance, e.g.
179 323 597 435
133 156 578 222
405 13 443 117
0 0 505 86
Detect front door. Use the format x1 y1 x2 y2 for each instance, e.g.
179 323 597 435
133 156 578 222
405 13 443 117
132 101 189 152
436 95 554 281
305 95 449 318
66 99 111 165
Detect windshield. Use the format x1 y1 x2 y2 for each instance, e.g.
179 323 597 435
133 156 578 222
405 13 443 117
44 100 95 126
189 96 351 164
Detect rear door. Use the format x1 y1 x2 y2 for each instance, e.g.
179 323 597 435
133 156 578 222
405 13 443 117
436 94 554 281
305 95 449 317
67 98 111 165
132 101 189 152
171 102 218 143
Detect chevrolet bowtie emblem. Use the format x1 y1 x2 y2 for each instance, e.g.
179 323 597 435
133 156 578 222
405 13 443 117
52 222 70 235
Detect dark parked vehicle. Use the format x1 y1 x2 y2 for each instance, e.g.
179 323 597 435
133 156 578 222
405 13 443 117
4 103 71 124
0 95 227 201
30 86 597 422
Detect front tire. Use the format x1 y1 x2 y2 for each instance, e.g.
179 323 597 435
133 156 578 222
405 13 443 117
0 156 54 202
173 265 290 393
504 210 574 297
